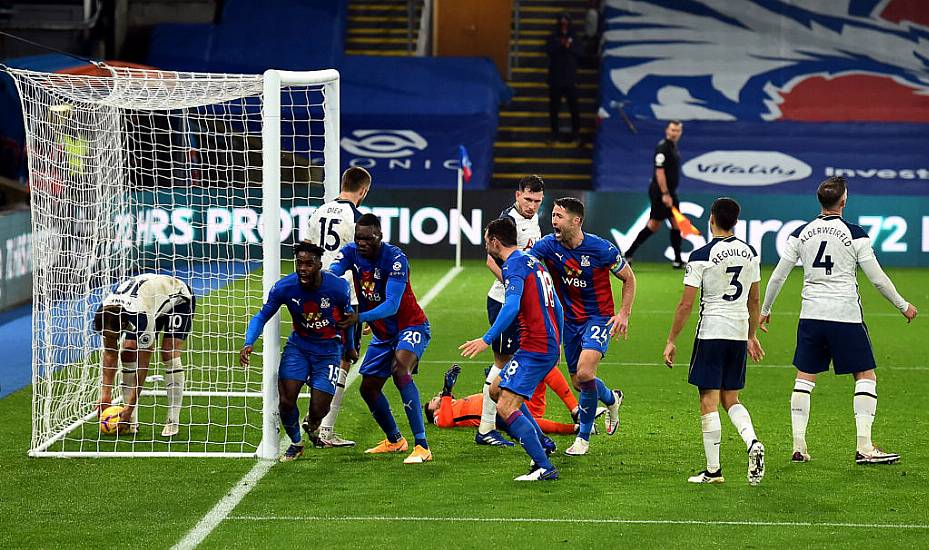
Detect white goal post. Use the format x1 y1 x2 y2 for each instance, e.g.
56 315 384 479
6 65 340 458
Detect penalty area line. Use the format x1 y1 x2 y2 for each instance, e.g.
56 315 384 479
172 265 464 550
224 515 929 530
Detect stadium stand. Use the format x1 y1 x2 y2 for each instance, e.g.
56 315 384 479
344 0 421 56
595 0 929 195
494 0 598 188
144 0 508 189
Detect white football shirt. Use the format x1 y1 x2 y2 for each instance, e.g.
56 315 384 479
684 236 760 341
101 274 193 349
775 215 877 323
487 204 542 303
308 198 361 304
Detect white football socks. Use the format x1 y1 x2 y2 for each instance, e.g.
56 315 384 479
854 379 877 454
320 365 350 436
164 357 185 424
791 379 815 453
120 362 138 425
478 365 502 434
701 411 722 473
726 403 757 450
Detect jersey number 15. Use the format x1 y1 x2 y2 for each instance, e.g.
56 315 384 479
318 218 342 252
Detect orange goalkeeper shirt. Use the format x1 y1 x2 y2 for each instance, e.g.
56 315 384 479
435 394 483 428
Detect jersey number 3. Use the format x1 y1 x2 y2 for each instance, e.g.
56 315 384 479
722 266 743 302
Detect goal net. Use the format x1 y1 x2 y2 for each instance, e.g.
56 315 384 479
7 65 340 457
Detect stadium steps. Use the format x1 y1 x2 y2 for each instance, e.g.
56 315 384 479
492 0 598 189
345 0 421 56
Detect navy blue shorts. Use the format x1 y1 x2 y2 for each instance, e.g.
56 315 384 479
688 338 747 390
486 296 520 356
793 319 876 375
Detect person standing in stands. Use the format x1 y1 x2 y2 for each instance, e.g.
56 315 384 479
547 13 583 146
624 120 686 268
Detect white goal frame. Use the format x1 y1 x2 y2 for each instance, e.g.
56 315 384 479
8 66 340 459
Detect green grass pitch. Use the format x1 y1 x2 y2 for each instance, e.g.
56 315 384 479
1 259 927 548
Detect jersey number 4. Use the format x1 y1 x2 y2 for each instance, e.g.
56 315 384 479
318 217 342 252
812 241 834 275
722 266 743 302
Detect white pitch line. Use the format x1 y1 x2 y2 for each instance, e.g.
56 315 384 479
173 265 464 549
172 455 279 550
225 515 929 530
418 265 464 308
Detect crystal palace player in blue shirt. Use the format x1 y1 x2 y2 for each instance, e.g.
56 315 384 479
329 214 434 464
240 241 357 462
461 218 564 481
530 197 637 456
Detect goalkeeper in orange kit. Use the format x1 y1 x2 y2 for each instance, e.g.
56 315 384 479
424 365 603 435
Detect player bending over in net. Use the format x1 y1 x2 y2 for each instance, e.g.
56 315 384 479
94 273 195 437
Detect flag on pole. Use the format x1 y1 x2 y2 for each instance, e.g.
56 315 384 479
671 206 702 237
458 145 472 183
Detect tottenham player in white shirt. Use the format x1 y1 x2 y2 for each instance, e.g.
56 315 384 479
94 273 195 437
761 177 918 465
304 167 371 448
664 198 766 485
476 175 546 447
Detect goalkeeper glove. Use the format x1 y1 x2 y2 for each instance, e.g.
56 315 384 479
442 364 461 397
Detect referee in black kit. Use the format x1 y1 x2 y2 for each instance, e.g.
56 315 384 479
624 120 685 268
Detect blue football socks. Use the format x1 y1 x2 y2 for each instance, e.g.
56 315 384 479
596 378 616 406
396 373 428 449
578 379 599 441
505 410 553 470
368 392 402 443
280 405 302 444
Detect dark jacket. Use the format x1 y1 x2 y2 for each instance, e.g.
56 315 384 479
546 13 583 86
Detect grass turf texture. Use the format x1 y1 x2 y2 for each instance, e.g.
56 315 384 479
1 259 927 548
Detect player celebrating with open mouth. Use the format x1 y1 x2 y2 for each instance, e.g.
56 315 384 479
529 197 636 455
